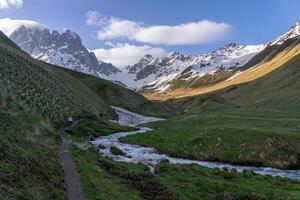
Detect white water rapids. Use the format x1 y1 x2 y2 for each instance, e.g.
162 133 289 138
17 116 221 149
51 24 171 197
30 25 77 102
92 107 300 180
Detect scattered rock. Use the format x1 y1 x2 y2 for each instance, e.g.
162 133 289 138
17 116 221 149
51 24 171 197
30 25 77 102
98 144 106 149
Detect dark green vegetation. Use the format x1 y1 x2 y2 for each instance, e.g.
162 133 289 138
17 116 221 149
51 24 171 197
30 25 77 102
0 31 23 50
71 146 176 200
156 162 300 200
0 32 83 199
0 91 65 199
71 146 300 200
65 118 136 142
110 146 126 156
123 107 300 169
62 68 173 117
70 146 143 200
123 42 300 169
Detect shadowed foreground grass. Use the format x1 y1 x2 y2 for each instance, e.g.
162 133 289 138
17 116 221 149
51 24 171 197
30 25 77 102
70 146 143 200
70 146 300 200
65 118 137 142
0 106 65 199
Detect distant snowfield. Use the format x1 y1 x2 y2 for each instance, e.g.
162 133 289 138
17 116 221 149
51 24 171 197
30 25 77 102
93 107 300 180
110 106 164 126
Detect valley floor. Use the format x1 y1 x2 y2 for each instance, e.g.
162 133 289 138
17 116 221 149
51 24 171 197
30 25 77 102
122 106 300 169
4 102 300 200
68 106 300 200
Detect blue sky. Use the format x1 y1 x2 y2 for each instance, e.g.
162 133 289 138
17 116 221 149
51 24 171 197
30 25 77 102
0 0 299 66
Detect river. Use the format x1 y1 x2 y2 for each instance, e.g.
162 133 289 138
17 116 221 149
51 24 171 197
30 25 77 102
92 106 300 180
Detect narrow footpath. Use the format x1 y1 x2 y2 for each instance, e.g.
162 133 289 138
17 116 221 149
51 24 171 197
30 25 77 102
59 140 85 200
59 121 85 200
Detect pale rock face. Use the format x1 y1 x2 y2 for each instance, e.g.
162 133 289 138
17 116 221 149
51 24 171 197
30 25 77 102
9 26 120 77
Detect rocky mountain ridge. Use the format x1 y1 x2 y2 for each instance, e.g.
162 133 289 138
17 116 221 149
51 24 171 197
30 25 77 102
8 20 300 93
9 26 120 77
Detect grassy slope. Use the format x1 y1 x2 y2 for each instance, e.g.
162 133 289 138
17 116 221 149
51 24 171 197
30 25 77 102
0 31 23 50
242 38 299 69
123 43 300 169
175 47 300 111
0 31 115 124
221 53 300 110
61 67 174 117
0 32 135 199
71 147 300 200
0 93 65 199
166 68 234 91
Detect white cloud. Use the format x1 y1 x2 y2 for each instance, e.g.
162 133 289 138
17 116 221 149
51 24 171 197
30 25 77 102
95 16 231 45
97 18 142 40
92 43 167 67
0 18 43 36
86 11 107 27
0 0 23 9
134 20 231 45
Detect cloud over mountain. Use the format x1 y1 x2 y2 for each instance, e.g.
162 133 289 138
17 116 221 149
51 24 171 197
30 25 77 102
0 18 43 35
92 43 167 67
87 11 231 45
0 0 23 9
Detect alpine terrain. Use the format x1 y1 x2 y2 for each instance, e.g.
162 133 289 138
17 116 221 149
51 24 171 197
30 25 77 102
10 26 121 77
1 1 300 200
9 21 299 99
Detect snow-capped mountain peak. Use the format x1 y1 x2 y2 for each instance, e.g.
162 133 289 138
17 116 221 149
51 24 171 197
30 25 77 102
137 43 266 92
131 20 300 92
64 29 79 39
192 43 265 73
9 26 120 77
126 51 198 79
270 20 300 46
168 51 184 58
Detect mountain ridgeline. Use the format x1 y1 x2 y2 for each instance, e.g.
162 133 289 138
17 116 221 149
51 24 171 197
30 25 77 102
8 21 300 100
142 21 300 100
10 26 120 77
169 37 300 111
